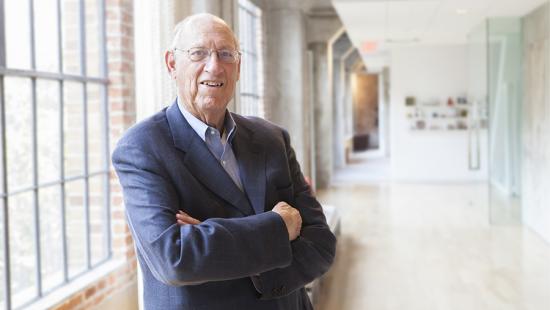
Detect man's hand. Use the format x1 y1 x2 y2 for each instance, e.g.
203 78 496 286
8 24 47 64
176 210 201 226
272 201 302 241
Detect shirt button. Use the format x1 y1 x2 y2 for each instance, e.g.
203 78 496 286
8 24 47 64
222 160 226 165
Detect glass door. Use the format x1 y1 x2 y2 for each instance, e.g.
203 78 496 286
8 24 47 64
487 18 523 225
467 18 523 225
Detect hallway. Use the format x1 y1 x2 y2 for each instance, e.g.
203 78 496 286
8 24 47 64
316 156 550 310
3 0 550 309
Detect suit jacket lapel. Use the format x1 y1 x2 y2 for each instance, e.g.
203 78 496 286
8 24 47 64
166 102 253 216
232 116 266 215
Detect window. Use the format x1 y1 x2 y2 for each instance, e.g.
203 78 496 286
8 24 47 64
238 0 264 118
0 0 110 309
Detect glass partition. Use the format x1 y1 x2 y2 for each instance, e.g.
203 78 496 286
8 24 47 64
467 17 523 225
487 18 523 225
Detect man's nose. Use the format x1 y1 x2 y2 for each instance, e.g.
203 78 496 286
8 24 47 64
204 52 223 74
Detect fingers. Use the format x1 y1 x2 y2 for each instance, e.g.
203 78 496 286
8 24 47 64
295 214 302 237
272 201 302 241
176 210 201 226
272 201 290 211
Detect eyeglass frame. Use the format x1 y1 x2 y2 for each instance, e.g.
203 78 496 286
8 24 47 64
173 47 242 64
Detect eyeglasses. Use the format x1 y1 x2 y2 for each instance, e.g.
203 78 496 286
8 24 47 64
174 47 241 64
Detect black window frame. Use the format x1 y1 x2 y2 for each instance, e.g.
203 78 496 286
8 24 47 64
0 0 111 309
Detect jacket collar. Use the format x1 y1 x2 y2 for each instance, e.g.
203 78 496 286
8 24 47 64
230 115 266 215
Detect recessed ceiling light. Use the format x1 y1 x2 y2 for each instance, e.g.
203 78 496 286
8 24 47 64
456 8 468 15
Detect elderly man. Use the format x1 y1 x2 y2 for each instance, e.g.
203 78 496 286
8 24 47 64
112 13 336 309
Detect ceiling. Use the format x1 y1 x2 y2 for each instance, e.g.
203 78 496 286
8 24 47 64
332 0 548 51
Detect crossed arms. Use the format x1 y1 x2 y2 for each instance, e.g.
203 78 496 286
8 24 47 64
112 130 336 299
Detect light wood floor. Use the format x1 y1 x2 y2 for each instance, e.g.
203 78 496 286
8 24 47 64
315 155 550 310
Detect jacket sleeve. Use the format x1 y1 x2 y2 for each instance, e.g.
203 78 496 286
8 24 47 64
253 129 337 299
112 143 293 286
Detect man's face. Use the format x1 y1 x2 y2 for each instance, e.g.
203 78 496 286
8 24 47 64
169 21 240 118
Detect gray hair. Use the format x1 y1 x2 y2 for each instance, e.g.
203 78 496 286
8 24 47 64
169 13 240 51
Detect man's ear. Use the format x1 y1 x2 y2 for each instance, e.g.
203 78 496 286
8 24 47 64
165 50 177 79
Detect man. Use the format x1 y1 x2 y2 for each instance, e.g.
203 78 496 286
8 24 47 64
112 13 336 310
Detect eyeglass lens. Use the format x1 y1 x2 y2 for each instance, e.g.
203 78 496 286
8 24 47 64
188 48 238 63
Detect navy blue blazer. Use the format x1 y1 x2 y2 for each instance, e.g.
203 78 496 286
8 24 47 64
112 101 336 309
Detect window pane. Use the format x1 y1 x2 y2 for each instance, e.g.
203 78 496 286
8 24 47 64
5 77 33 191
0 87 4 197
5 0 31 69
64 82 84 177
88 84 105 173
0 199 5 306
35 0 61 72
39 185 64 292
89 176 107 265
238 0 264 118
65 180 86 278
37 80 61 184
85 0 101 77
8 192 38 308
62 0 82 74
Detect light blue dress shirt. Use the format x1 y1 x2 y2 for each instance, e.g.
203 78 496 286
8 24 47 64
177 98 243 191
178 98 264 292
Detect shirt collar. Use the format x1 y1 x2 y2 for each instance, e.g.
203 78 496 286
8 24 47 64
223 110 237 143
177 96 237 142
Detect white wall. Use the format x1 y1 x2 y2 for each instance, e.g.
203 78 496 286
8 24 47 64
522 3 550 244
389 45 488 181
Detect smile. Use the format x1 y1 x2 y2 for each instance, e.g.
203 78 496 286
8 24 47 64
200 81 224 87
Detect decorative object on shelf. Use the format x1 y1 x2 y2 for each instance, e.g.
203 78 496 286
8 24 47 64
447 97 455 107
457 96 467 104
405 96 416 106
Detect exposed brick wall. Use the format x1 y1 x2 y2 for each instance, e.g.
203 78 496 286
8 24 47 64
105 0 136 261
50 0 138 308
52 263 136 310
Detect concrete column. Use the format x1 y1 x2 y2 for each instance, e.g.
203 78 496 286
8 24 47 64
306 8 342 189
343 51 362 153
263 5 310 175
381 67 391 157
342 66 353 158
310 42 332 188
190 0 238 30
329 33 352 169
173 0 237 34
331 49 343 169
191 0 222 16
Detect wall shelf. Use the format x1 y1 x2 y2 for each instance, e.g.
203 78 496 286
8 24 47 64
404 96 485 131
